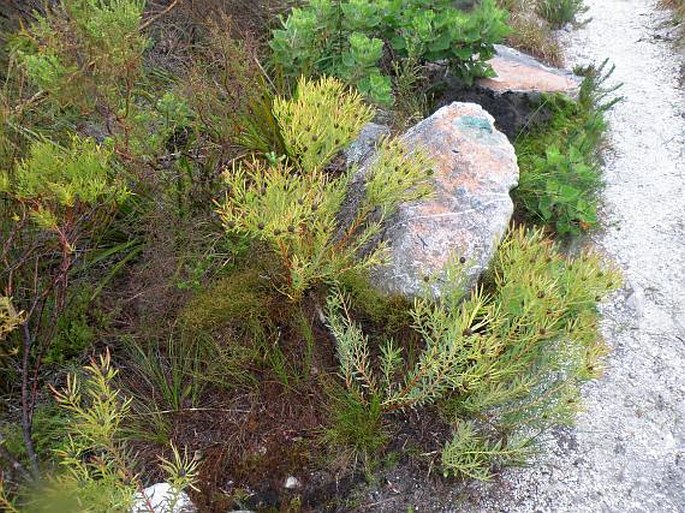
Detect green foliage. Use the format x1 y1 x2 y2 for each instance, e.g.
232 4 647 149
124 336 207 412
326 227 620 479
441 421 528 480
0 403 67 464
270 0 509 105
64 0 147 68
338 270 412 331
218 76 433 299
11 0 147 111
0 352 200 512
181 269 275 332
180 13 285 157
7 0 187 161
324 388 387 468
0 0 624 501
536 0 588 28
41 285 106 366
127 288 264 417
1 135 129 230
514 60 621 236
273 76 374 173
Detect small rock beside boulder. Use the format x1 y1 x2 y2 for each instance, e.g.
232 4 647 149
284 476 302 489
433 45 582 138
131 483 195 513
351 102 518 298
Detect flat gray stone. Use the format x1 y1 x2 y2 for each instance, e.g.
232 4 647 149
432 45 582 139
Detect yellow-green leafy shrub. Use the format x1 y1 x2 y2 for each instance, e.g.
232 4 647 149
218 76 433 299
1 135 129 230
325 227 620 479
273 76 374 173
0 135 129 473
0 352 199 512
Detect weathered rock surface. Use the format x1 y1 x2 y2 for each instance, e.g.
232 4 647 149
365 102 519 298
344 122 390 168
131 483 196 513
433 45 581 138
481 44 581 94
283 476 302 489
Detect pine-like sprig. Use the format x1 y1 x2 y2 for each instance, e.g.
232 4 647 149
0 352 202 513
274 75 374 173
219 76 434 299
1 136 129 230
325 226 621 479
0 297 24 341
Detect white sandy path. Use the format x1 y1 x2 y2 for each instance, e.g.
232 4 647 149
456 1 685 512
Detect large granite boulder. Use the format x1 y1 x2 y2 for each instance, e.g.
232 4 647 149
352 102 518 298
432 45 582 139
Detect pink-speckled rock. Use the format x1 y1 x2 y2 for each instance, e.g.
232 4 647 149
479 45 581 95
432 45 581 139
370 102 519 298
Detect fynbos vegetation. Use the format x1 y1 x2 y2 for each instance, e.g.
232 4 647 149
0 0 620 510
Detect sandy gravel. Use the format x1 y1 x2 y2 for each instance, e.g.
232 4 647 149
456 1 685 511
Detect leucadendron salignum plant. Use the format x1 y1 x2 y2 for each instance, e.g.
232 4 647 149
217 76 434 299
325 227 620 480
0 351 200 512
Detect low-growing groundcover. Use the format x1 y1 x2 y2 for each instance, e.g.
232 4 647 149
0 0 620 511
513 60 622 236
270 0 510 105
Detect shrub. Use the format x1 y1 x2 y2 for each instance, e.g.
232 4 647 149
179 13 277 153
272 76 374 173
325 227 620 479
1 135 129 230
0 135 129 473
10 0 147 115
536 0 588 28
0 403 67 467
513 60 621 236
217 76 433 299
0 352 200 512
270 0 509 105
8 0 193 160
181 269 275 332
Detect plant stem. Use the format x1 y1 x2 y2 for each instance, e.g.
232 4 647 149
20 322 39 478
